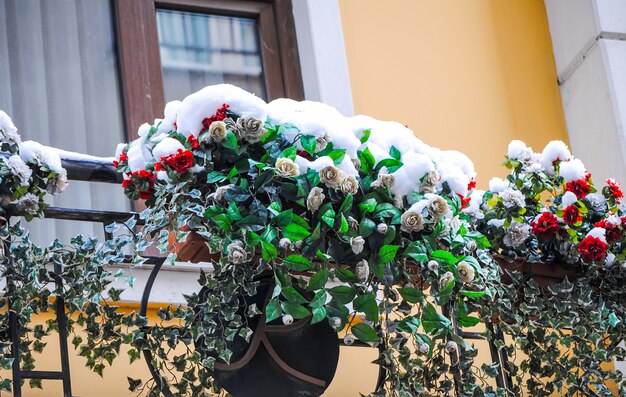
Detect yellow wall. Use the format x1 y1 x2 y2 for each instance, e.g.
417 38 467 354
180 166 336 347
338 0 568 185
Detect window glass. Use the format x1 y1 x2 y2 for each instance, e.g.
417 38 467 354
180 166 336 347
0 0 128 243
157 9 267 102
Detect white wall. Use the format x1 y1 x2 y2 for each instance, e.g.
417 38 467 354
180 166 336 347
545 0 626 184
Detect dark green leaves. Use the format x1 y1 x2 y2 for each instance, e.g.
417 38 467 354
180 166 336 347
351 323 379 343
283 255 313 271
421 303 452 335
353 294 378 321
282 224 310 241
328 285 356 304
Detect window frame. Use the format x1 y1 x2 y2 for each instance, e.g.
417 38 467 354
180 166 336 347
113 0 303 141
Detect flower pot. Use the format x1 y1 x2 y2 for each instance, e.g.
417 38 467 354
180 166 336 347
494 254 581 287
168 229 219 263
195 277 340 397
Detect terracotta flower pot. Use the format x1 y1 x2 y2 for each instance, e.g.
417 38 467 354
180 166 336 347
493 254 581 287
168 229 220 263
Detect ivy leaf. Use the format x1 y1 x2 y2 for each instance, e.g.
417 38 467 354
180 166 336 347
283 254 313 271
328 285 356 304
353 294 378 321
421 303 452 335
282 224 310 241
265 298 282 322
128 377 142 392
351 323 379 343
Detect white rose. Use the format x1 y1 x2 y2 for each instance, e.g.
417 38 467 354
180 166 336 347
401 211 424 233
457 261 475 283
319 166 342 189
350 236 365 254
355 260 369 282
306 187 325 211
227 240 248 264
376 223 388 234
340 175 359 195
282 314 294 325
209 120 227 142
275 157 300 177
500 188 525 209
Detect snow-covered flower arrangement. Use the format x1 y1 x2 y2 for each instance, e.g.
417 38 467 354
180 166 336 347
0 111 67 219
113 84 500 395
479 139 626 266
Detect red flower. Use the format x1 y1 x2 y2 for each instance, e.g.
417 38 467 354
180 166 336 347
136 170 157 180
201 103 230 132
161 149 194 173
562 205 582 225
577 235 608 262
457 193 471 209
467 178 477 191
531 212 560 240
594 219 622 244
607 178 623 200
112 160 119 168
154 162 163 171
139 188 155 200
565 179 591 199
187 135 200 149
121 179 131 188
119 152 128 162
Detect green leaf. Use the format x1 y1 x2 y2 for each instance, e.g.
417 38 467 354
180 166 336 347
359 198 377 213
282 224 310 241
379 245 400 263
460 290 486 298
358 148 376 174
389 146 401 160
227 202 242 221
351 323 379 343
431 250 459 265
322 208 336 227
609 312 620 327
376 158 403 173
265 298 282 322
206 171 226 183
307 269 329 291
327 149 346 165
338 194 353 213
353 294 378 321
397 316 421 334
311 306 327 325
360 128 371 144
338 214 349 233
359 217 376 238
398 287 424 303
301 135 317 155
281 287 308 304
328 285 356 304
226 165 239 179
283 255 313 271
421 303 452 335
282 302 311 319
457 315 481 327
222 130 239 150
261 241 277 262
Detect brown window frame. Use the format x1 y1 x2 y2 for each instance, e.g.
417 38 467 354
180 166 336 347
113 0 304 141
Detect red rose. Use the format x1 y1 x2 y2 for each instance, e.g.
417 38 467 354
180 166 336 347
594 219 622 244
201 103 230 132
161 149 194 173
119 152 128 162
607 178 624 200
187 135 200 149
112 160 119 168
121 179 131 188
562 205 582 226
457 193 471 209
467 178 477 191
565 179 591 199
531 212 560 240
577 235 608 262
139 188 155 200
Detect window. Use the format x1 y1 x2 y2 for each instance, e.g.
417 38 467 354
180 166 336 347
114 0 304 140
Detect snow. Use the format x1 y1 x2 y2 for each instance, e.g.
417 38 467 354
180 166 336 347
19 140 63 173
52 148 115 163
587 227 607 242
157 100 182 135
176 84 268 137
488 177 509 193
0 110 18 135
561 191 578 207
126 140 148 172
507 140 532 160
152 137 184 160
559 158 587 182
540 140 571 174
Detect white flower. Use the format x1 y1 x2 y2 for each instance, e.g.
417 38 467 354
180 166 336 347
14 193 39 215
227 240 248 264
443 216 461 236
457 261 475 283
47 169 68 194
465 240 477 252
586 193 607 212
507 140 532 161
393 194 404 209
319 165 343 189
427 194 449 221
355 260 369 282
343 334 356 345
418 343 430 355
488 177 509 193
0 110 21 144
401 210 424 233
540 140 571 174
562 191 578 207
279 238 292 250
329 317 342 329
350 236 365 254
282 314 294 325
445 341 458 354
275 157 300 177
503 221 531 248
7 155 32 186
500 188 525 208
208 120 227 142
347 216 359 230
439 271 454 288
340 175 359 195
587 227 607 243
559 159 587 183
427 260 439 271
306 187 325 211
376 223 388 234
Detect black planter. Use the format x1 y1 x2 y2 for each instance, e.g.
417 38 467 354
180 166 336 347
195 279 340 397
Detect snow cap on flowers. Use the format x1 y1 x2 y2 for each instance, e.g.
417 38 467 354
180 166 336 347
559 158 587 183
540 140 571 174
561 191 578 207
126 140 148 172
176 84 268 137
157 100 182 135
152 137 185 160
507 140 532 160
587 227 607 243
0 110 21 144
19 141 63 173
462 190 485 219
488 177 509 193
